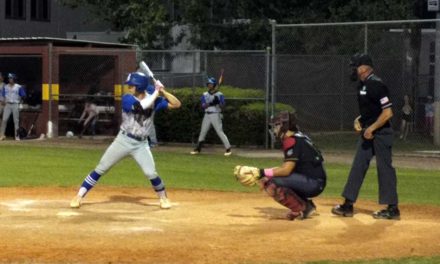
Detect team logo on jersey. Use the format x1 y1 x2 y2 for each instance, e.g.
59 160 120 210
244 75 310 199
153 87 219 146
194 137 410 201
360 86 367 95
380 96 390 104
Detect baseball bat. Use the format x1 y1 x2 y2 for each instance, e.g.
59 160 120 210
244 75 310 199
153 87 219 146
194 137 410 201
218 68 224 87
139 61 157 82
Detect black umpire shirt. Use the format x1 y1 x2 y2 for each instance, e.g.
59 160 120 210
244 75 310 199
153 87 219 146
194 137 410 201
357 73 392 128
282 133 326 180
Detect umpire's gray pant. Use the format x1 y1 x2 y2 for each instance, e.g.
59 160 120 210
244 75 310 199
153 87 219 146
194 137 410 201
0 103 20 137
198 113 231 149
342 127 398 205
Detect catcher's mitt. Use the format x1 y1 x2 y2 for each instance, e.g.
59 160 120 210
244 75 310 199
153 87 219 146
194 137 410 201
234 165 262 186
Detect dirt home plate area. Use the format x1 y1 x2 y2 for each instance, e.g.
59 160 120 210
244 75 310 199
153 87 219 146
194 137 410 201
0 187 439 264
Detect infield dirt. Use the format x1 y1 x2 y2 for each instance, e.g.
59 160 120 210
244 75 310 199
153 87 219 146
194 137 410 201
1 187 439 264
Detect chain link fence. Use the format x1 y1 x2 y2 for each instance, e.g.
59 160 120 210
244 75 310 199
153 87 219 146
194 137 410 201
273 20 440 148
54 49 270 146
137 50 269 89
32 19 440 150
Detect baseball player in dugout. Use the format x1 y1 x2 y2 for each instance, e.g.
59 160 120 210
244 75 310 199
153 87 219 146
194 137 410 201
0 73 26 141
0 73 4 118
332 53 400 220
70 72 181 209
190 77 232 156
234 111 327 220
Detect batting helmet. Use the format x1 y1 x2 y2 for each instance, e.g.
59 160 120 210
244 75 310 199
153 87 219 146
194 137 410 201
8 73 17 80
125 72 150 92
270 111 299 139
207 77 217 87
146 84 155 94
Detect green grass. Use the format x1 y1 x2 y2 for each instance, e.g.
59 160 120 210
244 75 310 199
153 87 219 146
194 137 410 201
0 144 439 205
1 143 439 264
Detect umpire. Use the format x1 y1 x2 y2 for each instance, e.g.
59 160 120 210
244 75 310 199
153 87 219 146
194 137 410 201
332 53 400 220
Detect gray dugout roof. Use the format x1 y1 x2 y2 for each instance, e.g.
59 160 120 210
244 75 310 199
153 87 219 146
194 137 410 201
0 37 136 49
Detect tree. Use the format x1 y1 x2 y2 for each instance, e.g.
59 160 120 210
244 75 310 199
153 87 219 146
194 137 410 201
60 0 173 49
179 0 419 50
61 0 420 50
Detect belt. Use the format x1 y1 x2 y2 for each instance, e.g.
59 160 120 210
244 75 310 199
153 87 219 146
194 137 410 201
205 111 220 114
120 130 147 141
6 102 18 104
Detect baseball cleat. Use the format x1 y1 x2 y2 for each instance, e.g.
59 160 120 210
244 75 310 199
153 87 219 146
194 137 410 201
301 199 317 219
70 195 82 208
224 148 232 156
0 136 5 141
159 197 172 209
372 207 400 220
331 204 353 217
190 150 200 155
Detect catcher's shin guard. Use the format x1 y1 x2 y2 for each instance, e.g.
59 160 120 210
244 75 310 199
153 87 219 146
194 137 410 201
264 180 306 220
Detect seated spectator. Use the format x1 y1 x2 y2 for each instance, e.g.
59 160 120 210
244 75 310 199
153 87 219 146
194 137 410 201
78 99 98 139
400 94 413 140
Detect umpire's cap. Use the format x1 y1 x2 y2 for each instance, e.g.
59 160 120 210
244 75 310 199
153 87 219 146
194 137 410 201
350 53 373 67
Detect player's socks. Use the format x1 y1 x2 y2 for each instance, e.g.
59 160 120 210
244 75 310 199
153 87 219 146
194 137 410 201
77 171 102 197
150 176 166 198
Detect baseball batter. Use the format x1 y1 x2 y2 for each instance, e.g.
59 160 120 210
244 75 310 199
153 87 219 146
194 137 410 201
191 77 231 156
70 72 181 209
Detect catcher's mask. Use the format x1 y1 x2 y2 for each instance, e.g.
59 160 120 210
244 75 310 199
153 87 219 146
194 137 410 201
349 53 373 82
270 111 299 140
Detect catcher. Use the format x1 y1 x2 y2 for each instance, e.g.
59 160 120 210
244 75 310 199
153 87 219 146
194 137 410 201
234 111 327 220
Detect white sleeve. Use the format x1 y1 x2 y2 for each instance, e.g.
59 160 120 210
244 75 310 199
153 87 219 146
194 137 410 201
140 90 159 109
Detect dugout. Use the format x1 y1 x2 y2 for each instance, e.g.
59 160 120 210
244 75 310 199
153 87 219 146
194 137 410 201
0 37 137 138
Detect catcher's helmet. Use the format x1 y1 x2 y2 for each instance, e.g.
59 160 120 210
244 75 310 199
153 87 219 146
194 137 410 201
8 73 17 80
207 77 217 87
125 72 150 92
270 111 299 139
349 53 373 67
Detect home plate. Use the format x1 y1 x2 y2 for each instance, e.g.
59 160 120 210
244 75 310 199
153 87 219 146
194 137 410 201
57 211 81 217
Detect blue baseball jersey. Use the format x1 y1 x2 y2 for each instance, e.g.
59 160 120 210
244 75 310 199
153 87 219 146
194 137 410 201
120 93 168 138
201 91 225 113
2 83 26 103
